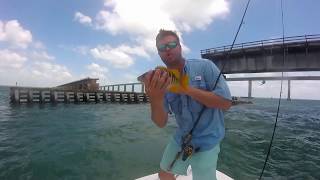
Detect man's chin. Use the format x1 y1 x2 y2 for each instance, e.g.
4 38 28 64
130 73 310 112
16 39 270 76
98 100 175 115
166 57 177 64
164 61 176 68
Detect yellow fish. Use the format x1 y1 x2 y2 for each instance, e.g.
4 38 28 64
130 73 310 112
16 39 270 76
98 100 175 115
137 66 189 93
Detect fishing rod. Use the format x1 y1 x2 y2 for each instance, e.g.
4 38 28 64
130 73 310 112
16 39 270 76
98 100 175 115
168 0 252 171
258 0 286 179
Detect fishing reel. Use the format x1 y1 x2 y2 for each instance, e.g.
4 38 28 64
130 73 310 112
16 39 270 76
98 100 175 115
182 145 194 161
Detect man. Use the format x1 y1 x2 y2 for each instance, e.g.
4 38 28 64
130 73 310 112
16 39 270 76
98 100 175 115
142 29 232 180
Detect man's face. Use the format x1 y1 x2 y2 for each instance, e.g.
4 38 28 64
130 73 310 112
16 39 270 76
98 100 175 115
157 35 182 67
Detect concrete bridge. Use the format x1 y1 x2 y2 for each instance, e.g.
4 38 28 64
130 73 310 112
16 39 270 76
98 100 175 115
200 34 320 99
201 34 320 74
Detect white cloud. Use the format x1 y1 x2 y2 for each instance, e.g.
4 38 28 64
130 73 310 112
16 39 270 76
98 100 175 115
0 49 27 70
74 12 93 26
87 62 108 73
0 49 73 87
0 20 33 48
31 62 71 78
162 0 229 32
29 61 73 85
123 73 139 83
75 0 229 68
0 20 74 87
90 44 150 68
97 0 228 34
33 41 46 49
29 51 55 61
96 71 141 88
116 45 149 58
95 5 176 36
0 60 74 87
85 63 109 83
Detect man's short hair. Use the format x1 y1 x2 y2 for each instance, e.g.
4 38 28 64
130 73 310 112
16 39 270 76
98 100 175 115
156 29 180 46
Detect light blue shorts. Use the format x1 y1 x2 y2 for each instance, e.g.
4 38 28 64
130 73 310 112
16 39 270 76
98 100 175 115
160 138 220 180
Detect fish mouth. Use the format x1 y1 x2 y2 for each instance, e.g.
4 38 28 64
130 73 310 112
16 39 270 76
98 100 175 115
137 72 148 82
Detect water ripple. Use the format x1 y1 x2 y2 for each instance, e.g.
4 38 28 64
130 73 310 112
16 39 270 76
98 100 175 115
0 87 319 179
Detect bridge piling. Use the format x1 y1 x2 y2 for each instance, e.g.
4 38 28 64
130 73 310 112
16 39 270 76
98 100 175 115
287 80 291 101
248 80 252 98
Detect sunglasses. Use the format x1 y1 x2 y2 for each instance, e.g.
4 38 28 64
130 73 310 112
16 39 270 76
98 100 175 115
157 41 178 52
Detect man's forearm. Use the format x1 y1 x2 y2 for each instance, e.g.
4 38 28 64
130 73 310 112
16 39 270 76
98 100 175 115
185 87 231 110
150 99 168 128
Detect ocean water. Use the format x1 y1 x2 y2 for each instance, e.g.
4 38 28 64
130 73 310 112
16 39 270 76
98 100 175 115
0 86 319 180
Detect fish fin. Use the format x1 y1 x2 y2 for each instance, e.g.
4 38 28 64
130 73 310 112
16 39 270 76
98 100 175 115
156 66 180 80
169 69 180 79
181 74 189 89
156 66 181 82
168 84 179 93
155 66 167 71
167 75 189 93
153 66 189 93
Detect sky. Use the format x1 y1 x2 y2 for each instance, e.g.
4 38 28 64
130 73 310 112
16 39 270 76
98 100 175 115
0 0 320 99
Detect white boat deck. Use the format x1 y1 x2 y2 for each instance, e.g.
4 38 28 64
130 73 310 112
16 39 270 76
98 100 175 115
136 167 233 180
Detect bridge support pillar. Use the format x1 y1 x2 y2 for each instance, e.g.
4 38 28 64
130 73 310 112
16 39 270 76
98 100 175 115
287 80 291 101
248 80 252 98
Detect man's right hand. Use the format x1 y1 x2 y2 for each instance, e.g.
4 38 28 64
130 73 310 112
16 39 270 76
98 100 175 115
143 69 171 102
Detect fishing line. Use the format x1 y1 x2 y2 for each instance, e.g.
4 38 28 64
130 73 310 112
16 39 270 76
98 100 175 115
213 0 252 90
192 0 253 150
168 0 252 171
258 0 286 179
192 0 253 136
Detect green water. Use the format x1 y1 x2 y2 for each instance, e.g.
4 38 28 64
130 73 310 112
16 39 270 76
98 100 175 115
0 86 319 180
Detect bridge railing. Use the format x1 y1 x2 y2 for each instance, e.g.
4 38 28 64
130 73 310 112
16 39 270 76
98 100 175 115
200 34 320 55
99 83 145 93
